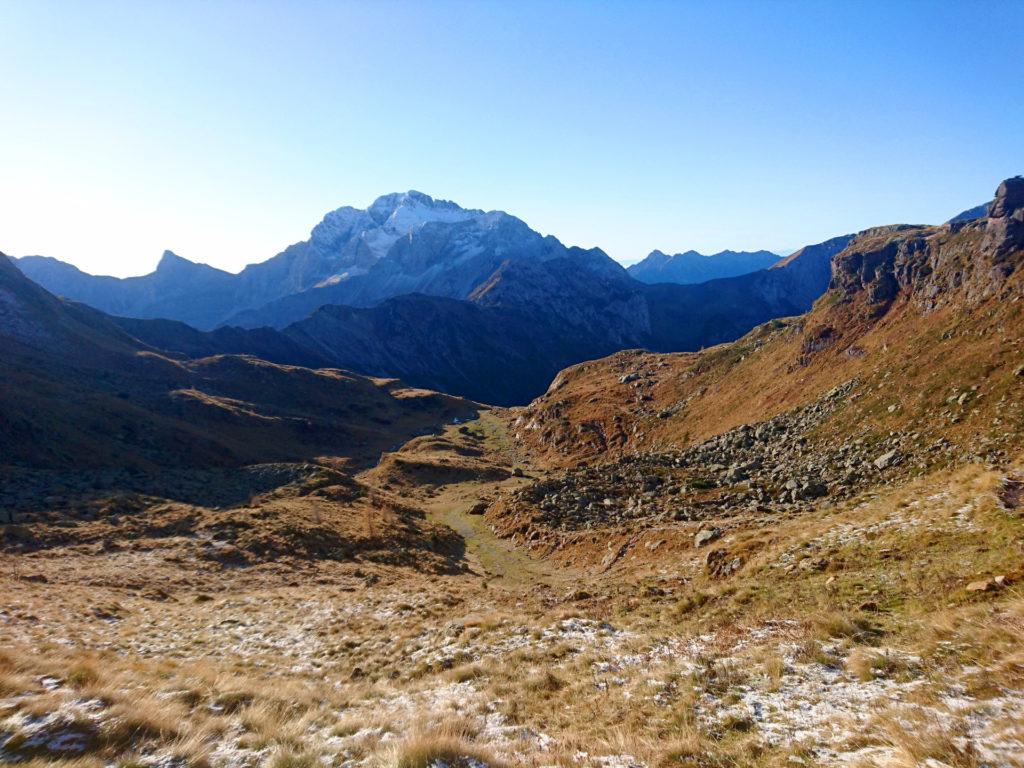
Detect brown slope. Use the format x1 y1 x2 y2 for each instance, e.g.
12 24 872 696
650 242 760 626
510 178 1024 469
0 253 475 472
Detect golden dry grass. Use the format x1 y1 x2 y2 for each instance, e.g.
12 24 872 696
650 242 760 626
3 421 1024 768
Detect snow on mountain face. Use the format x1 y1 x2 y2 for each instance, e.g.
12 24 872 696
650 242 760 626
311 191 483 269
308 207 370 252
370 191 480 230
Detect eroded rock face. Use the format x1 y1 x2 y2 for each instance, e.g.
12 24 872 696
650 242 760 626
830 227 931 312
983 176 1024 261
830 178 1024 315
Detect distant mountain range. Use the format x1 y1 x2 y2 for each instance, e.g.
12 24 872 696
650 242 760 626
627 249 781 284
18 192 609 330
12 192 854 403
946 202 990 224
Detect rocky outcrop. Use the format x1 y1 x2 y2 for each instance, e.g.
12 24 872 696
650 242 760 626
831 178 1024 315
830 225 931 310
983 176 1024 261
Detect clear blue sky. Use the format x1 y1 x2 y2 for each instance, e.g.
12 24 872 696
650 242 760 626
1 0 1021 276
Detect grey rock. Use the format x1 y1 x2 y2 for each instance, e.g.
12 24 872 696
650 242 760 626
873 450 901 470
694 527 722 547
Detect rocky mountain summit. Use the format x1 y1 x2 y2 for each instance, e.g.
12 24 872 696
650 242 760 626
225 203 620 330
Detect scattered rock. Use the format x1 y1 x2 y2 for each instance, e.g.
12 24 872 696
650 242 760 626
694 528 721 548
705 548 743 577
966 578 1001 593
601 540 631 570
873 450 900 470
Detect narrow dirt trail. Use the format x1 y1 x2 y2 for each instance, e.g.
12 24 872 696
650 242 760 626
364 410 581 590
422 486 565 590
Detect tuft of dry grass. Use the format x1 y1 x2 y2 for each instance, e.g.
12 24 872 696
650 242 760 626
812 612 875 642
757 650 787 692
523 669 564 694
388 719 503 768
446 662 486 683
0 668 37 697
845 647 917 682
212 689 254 713
655 736 716 768
64 659 101 688
237 700 320 751
270 749 320 768
873 709 980 768
793 638 839 668
99 698 185 752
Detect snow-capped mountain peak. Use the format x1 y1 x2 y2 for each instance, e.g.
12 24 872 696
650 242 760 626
309 192 485 266
369 191 480 232
349 191 482 263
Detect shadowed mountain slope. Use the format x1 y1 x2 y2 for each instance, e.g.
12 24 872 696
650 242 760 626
0 253 473 471
641 234 852 351
110 315 333 368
